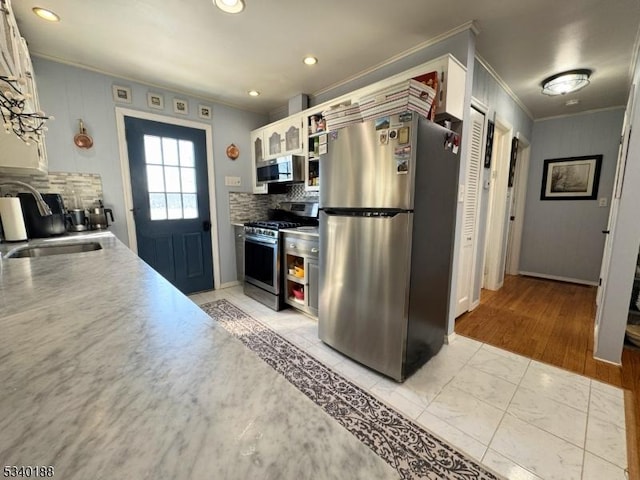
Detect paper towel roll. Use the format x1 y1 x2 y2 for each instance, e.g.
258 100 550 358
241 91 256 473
0 197 28 241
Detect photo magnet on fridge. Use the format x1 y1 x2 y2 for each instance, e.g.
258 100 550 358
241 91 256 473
395 145 411 174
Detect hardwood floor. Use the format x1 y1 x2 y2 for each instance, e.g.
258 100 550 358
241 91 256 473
455 274 639 476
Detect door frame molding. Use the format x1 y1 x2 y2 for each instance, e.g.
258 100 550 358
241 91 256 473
483 116 513 290
505 134 530 275
115 107 221 290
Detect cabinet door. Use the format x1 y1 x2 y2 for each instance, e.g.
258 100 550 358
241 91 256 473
264 116 304 159
435 57 466 121
307 260 319 316
234 225 245 282
266 128 283 157
283 120 303 153
250 129 267 194
0 0 19 76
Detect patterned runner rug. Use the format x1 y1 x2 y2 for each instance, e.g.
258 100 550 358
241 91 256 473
201 299 504 480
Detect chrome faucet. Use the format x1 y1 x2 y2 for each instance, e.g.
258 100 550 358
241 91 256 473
0 181 52 216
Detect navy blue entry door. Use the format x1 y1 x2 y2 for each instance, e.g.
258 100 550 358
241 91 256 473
125 116 214 294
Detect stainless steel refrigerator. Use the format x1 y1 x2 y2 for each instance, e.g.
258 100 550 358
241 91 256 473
319 114 460 381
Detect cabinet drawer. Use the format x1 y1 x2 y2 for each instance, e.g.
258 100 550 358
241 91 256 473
283 236 319 259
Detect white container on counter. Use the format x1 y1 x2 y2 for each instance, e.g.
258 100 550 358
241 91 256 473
0 197 28 241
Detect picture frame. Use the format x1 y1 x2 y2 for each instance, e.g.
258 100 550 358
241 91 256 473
173 98 189 115
540 155 603 200
147 92 164 110
198 104 212 120
484 120 495 168
112 85 132 104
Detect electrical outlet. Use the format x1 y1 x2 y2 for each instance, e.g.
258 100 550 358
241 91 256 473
225 176 241 187
598 197 608 207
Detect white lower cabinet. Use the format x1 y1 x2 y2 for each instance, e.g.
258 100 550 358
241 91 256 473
283 232 319 317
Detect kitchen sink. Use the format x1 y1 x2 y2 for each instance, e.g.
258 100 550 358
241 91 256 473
5 242 103 258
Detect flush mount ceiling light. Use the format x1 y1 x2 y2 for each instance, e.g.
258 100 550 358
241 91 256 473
248 90 260 97
32 7 60 22
303 56 318 66
541 69 592 96
214 0 245 14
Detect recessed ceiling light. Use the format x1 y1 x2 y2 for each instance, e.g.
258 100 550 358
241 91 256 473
248 90 260 97
565 99 580 106
541 69 592 96
303 56 318 66
213 0 245 14
32 7 60 22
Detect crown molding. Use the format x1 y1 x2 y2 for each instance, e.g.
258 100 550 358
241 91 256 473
30 52 266 115
534 105 626 122
475 54 534 121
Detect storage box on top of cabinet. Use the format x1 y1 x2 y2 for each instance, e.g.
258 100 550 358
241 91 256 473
322 102 362 131
358 80 436 123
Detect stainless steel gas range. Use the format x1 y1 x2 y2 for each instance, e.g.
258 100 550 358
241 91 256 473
243 202 318 310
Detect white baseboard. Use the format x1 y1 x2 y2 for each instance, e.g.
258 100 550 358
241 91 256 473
593 354 622 366
445 332 457 344
219 281 241 289
518 271 598 287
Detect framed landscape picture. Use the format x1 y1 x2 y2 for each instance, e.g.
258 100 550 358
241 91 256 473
540 155 602 200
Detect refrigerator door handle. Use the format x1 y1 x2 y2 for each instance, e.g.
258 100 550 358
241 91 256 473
321 208 405 218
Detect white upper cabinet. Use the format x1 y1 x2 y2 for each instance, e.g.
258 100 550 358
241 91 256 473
0 0 20 77
250 129 267 194
434 56 466 122
263 115 304 159
0 0 48 174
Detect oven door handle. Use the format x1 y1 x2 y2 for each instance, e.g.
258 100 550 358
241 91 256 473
245 234 278 246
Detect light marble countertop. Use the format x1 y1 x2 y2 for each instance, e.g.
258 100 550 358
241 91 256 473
0 233 395 479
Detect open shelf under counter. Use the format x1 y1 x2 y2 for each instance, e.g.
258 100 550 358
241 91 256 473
286 274 305 284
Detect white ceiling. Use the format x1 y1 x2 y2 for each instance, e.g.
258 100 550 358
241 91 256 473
11 0 640 119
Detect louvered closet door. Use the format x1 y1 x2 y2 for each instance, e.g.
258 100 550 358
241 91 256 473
455 107 485 317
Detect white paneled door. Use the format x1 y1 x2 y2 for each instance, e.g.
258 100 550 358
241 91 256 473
455 107 485 317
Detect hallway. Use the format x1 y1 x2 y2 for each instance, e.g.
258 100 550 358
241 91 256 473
456 274 640 478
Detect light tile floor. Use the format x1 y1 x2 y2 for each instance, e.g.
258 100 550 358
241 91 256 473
190 286 629 480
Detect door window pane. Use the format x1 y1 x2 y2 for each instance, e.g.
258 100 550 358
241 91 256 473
166 193 183 219
181 167 196 193
146 165 165 192
179 140 195 167
182 193 198 219
162 138 179 165
144 135 162 164
144 135 200 221
149 193 167 220
164 166 181 192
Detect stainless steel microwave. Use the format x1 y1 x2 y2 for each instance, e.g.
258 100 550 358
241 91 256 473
256 155 305 184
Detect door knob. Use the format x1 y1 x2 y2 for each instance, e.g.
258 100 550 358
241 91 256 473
203 220 212 231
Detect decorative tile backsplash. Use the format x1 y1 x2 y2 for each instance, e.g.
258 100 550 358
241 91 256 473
229 185 319 223
0 172 103 210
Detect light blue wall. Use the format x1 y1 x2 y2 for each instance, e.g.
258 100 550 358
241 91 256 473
520 108 624 283
470 59 534 304
472 61 533 139
33 57 267 285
